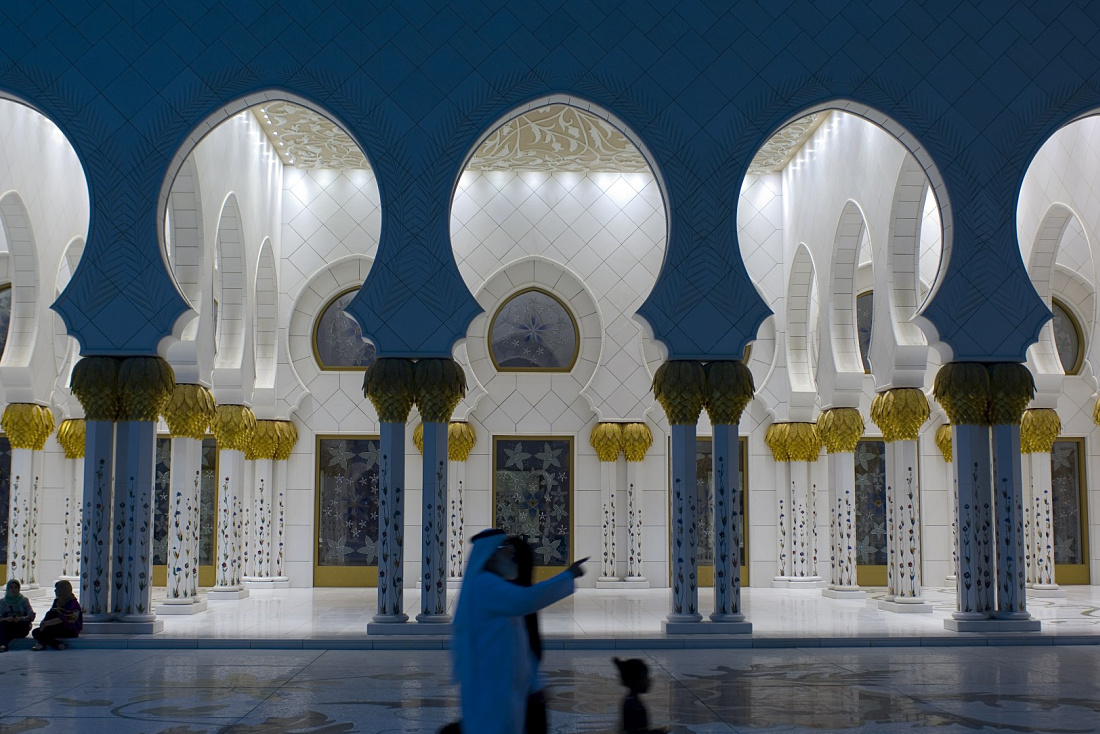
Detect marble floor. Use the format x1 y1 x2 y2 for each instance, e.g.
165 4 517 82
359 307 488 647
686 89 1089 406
63 585 1100 648
2 645 1099 732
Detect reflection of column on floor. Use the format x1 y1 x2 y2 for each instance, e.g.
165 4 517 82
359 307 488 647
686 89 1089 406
1021 409 1064 598
937 362 1040 632
446 422 476 583
591 422 624 586
622 423 652 586
209 404 256 600
704 360 754 627
2 403 54 591
414 358 466 625
364 358 416 629
653 361 706 627
934 423 956 583
871 389 932 613
57 419 86 583
767 422 824 588
818 408 865 600
158 384 215 614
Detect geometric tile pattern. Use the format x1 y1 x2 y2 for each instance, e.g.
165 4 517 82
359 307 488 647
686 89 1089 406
1 2 1091 359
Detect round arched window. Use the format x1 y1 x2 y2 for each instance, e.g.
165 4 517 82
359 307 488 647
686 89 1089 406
856 291 873 373
0 284 11 360
314 288 376 370
1052 298 1084 376
489 288 579 372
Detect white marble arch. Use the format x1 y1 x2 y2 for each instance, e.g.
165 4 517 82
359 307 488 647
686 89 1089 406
50 236 83 414
819 201 871 409
785 243 818 421
211 193 254 400
254 238 277 393
458 256 602 421
1025 204 1079 401
0 190 39 403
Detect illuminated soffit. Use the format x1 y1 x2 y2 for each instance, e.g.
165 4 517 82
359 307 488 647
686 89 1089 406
252 102 369 170
747 113 827 175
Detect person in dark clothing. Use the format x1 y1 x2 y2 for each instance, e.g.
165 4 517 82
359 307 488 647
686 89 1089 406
503 535 546 734
0 579 35 652
31 580 82 650
614 657 667 734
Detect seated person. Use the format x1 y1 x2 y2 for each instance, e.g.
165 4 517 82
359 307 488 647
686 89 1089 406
31 580 82 650
0 579 35 652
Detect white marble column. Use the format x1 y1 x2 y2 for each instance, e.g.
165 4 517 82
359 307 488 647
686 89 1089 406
947 424 995 626
788 460 822 585
667 422 702 623
1028 452 1061 594
417 422 450 623
7 448 39 589
79 420 115 620
447 459 466 582
209 447 248 599
61 456 84 581
273 455 290 583
992 424 1033 622
823 451 862 598
598 458 620 584
157 437 206 614
878 439 930 612
710 422 748 625
243 457 274 584
111 420 159 626
372 420 409 624
624 459 646 584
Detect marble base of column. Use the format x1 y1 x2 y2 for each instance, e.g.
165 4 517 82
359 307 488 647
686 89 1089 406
944 617 1041 632
822 586 866 600
82 618 165 634
878 598 933 613
1029 584 1066 598
156 597 209 614
663 619 752 634
367 620 453 635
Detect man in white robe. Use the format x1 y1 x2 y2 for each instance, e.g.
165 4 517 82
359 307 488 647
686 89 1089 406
452 528 585 734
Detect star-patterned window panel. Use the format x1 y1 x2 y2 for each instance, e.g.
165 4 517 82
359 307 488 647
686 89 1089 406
316 437 381 568
152 437 218 568
0 437 9 568
1051 439 1086 567
693 438 748 570
1051 298 1084 376
489 288 579 372
314 288 377 370
854 440 887 567
493 437 572 569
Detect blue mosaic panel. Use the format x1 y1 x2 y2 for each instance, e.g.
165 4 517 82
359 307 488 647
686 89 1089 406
315 291 376 369
857 292 873 373
489 290 577 371
317 438 380 567
0 437 9 567
1051 440 1085 566
494 438 571 567
854 440 887 566
694 438 747 568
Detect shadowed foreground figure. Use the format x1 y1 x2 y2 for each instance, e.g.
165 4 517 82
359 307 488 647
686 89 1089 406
615 657 667 734
31 580 82 650
0 579 34 652
450 528 585 734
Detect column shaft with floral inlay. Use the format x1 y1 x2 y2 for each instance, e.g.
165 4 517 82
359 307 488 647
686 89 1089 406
447 422 476 580
159 384 215 612
870 389 930 610
704 361 754 621
57 419 86 581
2 403 54 589
653 361 706 623
244 420 282 584
591 423 624 582
622 423 652 583
364 358 416 625
818 408 864 596
1023 409 1062 595
210 404 256 598
271 421 297 584
766 422 823 586
414 359 465 623
935 424 957 583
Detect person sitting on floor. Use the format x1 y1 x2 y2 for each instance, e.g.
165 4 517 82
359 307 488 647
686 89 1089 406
31 580 82 651
614 657 667 734
0 579 35 652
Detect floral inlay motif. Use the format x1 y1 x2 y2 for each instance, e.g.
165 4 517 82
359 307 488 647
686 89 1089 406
0 437 9 567
315 290 376 369
489 289 577 371
855 440 887 566
494 439 571 567
252 101 369 170
317 438 380 567
747 113 825 175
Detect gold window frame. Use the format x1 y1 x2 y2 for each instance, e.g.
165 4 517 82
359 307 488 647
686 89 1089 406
312 286 374 372
491 435 574 582
314 433 381 587
1054 436 1091 585
1051 297 1085 376
488 287 580 373
152 435 219 588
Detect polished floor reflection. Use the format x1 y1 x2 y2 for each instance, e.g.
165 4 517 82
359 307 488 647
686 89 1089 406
1 646 1099 732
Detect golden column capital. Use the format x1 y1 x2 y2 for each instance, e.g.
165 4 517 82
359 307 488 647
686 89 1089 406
816 408 864 454
765 422 822 462
653 360 706 425
413 358 467 423
870 388 929 442
212 405 257 453
247 419 282 461
590 422 624 462
362 358 416 423
934 362 1034 426
448 421 477 462
57 418 86 459
1 403 54 450
622 423 653 462
935 424 952 462
273 420 299 461
70 356 120 421
164 384 216 440
988 363 1035 426
703 360 754 425
412 423 424 454
118 356 175 422
1020 408 1061 454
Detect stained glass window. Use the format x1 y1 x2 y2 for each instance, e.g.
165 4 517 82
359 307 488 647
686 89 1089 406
854 440 887 566
316 438 380 567
494 438 571 567
1052 299 1083 375
1051 440 1086 566
489 289 578 371
694 438 747 568
856 291 873 373
152 437 218 568
314 289 376 369
0 437 10 569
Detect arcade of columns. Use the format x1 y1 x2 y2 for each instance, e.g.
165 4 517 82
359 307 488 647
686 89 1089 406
2 335 1080 634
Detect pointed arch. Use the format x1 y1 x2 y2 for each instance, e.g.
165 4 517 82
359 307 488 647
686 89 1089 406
254 238 277 389
786 244 818 395
829 201 870 375
213 194 246 371
0 191 38 370
167 156 205 311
